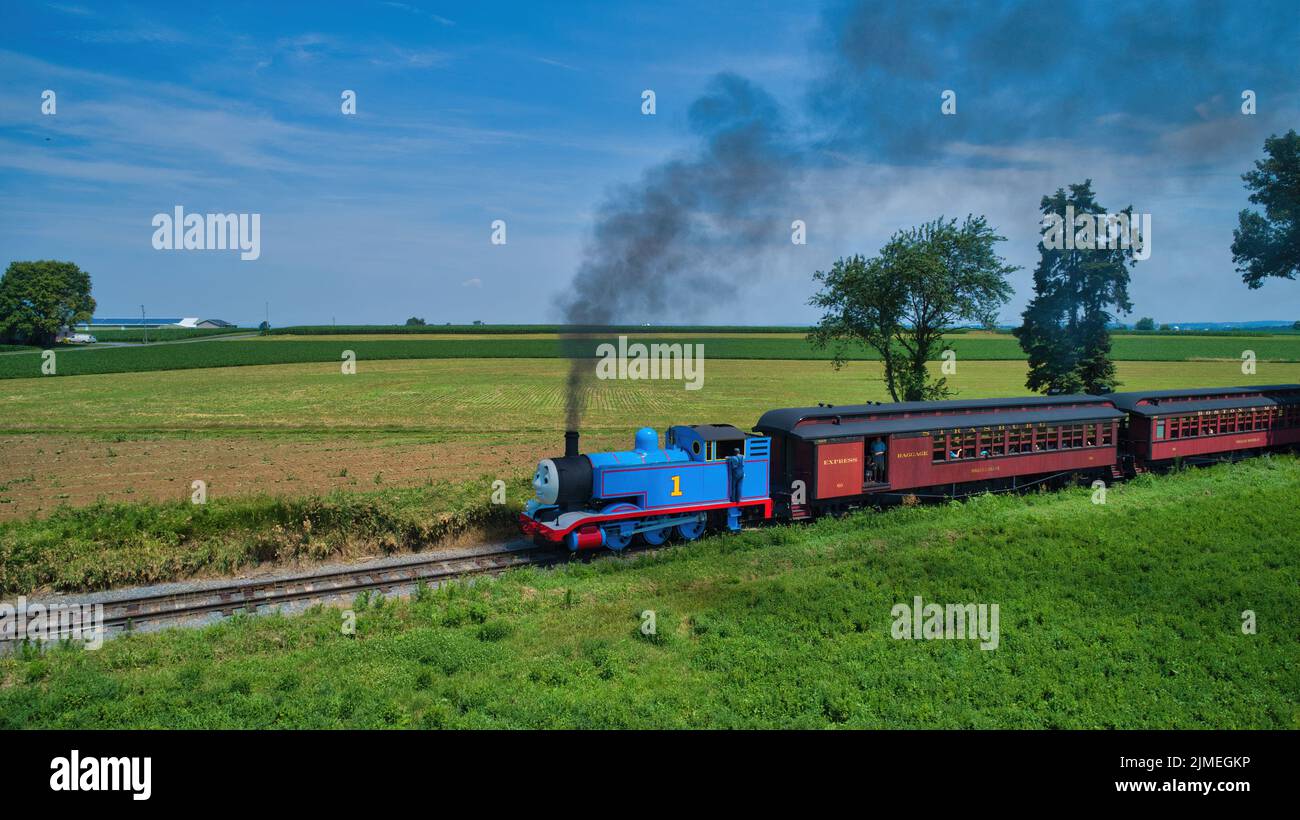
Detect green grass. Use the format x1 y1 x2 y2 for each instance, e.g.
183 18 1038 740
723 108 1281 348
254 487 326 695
0 477 528 593
2 456 1296 729
3 332 1298 379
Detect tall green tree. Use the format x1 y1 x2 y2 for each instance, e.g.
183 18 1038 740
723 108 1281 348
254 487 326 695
0 260 95 346
1015 181 1136 395
1233 130 1300 289
809 215 1016 402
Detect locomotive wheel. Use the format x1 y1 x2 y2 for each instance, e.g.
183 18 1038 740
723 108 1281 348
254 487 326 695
640 524 669 545
675 516 706 541
604 526 632 550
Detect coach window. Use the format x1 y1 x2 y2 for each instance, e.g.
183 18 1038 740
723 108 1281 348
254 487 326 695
990 427 1006 457
960 430 976 459
1155 419 1165 440
932 432 945 462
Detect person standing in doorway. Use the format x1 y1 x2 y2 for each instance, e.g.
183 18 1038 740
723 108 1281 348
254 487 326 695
870 437 887 483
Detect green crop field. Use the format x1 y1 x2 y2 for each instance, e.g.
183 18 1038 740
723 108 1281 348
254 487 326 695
2 332 1298 379
82 327 250 342
2 456 1296 729
268 323 821 335
6 358 1298 439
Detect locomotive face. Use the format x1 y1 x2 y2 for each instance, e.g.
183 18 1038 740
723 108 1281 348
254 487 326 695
532 459 560 505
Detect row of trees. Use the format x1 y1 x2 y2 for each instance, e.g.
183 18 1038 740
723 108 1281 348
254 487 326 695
0 261 95 347
810 130 1299 399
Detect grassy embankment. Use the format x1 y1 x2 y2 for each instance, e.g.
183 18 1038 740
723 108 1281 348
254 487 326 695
1 456 1296 729
0 478 528 594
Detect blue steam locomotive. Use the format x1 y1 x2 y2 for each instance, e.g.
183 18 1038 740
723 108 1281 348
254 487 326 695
519 427 772 551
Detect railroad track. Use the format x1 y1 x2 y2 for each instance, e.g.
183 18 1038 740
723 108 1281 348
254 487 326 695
2 541 569 645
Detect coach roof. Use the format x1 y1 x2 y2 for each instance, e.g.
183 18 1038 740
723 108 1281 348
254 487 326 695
754 394 1117 435
1107 384 1300 412
1113 394 1300 418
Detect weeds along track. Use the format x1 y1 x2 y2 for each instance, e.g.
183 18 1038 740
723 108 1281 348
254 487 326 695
1 541 570 646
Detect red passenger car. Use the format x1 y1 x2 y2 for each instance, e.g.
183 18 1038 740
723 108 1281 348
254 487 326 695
755 395 1125 516
1110 385 1300 466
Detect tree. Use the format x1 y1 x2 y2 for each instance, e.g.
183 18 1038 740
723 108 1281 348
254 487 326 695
258 321 270 334
1134 316 1156 331
1232 130 1300 289
1294 320 1300 331
405 316 426 326
809 216 1016 402
0 260 95 346
1015 181 1136 395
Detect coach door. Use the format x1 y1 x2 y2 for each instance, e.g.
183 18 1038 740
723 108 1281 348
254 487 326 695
815 439 864 499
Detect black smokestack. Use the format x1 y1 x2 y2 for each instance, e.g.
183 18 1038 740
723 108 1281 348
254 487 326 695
556 73 802 428
565 430 579 458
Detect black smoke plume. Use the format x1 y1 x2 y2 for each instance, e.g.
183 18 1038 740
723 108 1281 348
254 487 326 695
556 74 801 429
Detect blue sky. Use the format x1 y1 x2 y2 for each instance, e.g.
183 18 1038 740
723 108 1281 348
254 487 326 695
1 0 1297 326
